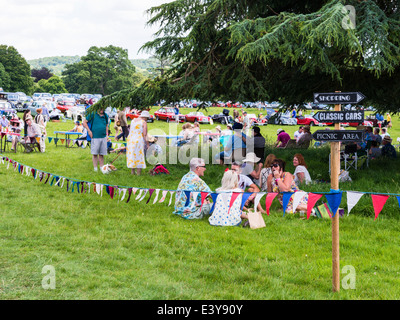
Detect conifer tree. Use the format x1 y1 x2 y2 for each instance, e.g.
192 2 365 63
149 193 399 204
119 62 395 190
91 0 400 114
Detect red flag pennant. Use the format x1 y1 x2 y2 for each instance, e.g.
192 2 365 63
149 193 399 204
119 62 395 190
265 193 278 216
371 194 389 220
199 192 209 211
307 193 323 219
227 192 241 214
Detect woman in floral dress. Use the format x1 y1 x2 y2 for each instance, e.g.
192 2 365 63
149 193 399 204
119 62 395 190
126 111 150 175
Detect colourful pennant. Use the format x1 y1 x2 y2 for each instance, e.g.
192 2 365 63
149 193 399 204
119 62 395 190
282 192 294 216
307 193 323 219
371 194 389 220
265 193 278 216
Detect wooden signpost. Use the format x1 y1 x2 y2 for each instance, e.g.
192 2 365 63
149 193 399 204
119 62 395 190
313 91 366 292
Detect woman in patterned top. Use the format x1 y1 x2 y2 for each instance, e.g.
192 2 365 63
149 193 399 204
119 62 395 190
266 158 308 214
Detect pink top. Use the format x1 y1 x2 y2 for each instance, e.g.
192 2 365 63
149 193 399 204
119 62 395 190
277 132 291 147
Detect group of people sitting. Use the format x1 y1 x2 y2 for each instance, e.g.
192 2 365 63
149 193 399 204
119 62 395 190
174 153 313 227
274 125 312 148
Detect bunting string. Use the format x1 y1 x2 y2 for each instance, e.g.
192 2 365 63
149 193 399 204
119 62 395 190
1 154 400 219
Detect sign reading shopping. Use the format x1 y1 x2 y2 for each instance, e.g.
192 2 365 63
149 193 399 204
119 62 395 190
313 92 366 104
312 130 364 142
313 110 364 123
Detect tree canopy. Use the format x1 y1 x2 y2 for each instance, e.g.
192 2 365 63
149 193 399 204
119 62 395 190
31 67 54 82
62 45 136 96
0 45 34 94
91 0 400 114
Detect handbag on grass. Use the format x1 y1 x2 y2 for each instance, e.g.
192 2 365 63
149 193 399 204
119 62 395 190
247 209 266 229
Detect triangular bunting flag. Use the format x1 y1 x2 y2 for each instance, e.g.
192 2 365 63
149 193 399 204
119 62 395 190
292 191 307 213
282 192 294 216
240 192 253 210
184 191 191 207
307 193 323 219
139 189 148 202
227 192 241 214
153 189 160 204
265 193 278 216
146 189 155 204
135 189 143 200
190 192 200 208
60 139 65 144
371 194 389 220
254 192 266 213
199 192 209 211
325 192 343 217
48 137 53 143
209 193 219 213
168 191 175 206
346 191 364 216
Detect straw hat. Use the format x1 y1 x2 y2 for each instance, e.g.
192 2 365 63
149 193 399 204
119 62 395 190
242 152 261 163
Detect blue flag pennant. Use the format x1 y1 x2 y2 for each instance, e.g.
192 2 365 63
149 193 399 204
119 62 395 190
325 192 343 217
209 193 219 213
397 196 400 209
282 192 294 216
240 192 253 210
184 191 191 207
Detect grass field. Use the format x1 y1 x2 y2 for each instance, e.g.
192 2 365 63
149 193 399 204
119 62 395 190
1 106 400 300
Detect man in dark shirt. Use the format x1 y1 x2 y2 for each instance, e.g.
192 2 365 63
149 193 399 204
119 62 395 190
381 136 397 158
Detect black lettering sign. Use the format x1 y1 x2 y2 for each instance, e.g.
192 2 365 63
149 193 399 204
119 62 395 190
313 111 364 123
312 130 364 142
314 92 366 104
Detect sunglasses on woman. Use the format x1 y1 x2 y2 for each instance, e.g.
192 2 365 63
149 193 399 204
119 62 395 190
271 163 280 168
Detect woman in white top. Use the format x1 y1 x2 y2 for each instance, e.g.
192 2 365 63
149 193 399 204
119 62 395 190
293 153 312 185
209 170 248 226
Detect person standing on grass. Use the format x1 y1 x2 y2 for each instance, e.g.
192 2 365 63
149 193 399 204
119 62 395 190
83 108 109 172
173 158 212 219
126 111 149 175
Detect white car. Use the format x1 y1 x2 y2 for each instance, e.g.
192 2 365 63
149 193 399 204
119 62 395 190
65 105 86 121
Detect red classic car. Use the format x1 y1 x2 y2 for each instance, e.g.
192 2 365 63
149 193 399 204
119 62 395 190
296 115 333 126
57 101 76 113
185 112 212 124
126 111 154 122
345 120 373 127
154 107 185 122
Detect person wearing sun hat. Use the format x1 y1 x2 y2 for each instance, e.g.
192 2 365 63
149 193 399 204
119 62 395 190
126 110 149 175
275 128 291 148
381 135 396 158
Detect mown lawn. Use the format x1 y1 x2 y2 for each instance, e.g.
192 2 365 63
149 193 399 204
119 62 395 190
1 107 400 300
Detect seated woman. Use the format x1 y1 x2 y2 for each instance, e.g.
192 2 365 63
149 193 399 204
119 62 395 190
293 153 312 185
209 170 248 226
259 154 276 191
267 158 308 214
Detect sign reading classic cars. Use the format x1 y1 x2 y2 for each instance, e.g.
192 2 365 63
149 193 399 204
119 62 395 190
312 110 364 123
313 92 366 104
312 130 364 142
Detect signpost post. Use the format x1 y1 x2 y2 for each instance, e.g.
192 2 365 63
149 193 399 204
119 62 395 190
313 91 365 293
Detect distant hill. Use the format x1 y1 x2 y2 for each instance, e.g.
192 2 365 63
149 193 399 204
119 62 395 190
28 56 161 77
28 56 81 76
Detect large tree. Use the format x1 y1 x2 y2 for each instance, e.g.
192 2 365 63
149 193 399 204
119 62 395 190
31 67 54 82
0 45 34 94
91 0 400 114
36 76 68 94
62 45 136 95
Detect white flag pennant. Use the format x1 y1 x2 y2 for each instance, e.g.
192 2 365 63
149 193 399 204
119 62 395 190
292 192 307 213
346 191 364 216
153 189 160 204
190 192 200 208
254 192 266 212
60 177 65 188
139 189 148 202
136 189 144 200
159 190 168 203
119 188 127 201
168 191 175 206
25 166 30 176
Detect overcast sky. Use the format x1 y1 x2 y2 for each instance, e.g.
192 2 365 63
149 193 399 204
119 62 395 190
0 0 174 60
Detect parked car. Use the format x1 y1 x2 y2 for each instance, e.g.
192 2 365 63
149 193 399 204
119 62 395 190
28 101 56 118
268 112 297 125
212 109 233 124
57 101 76 114
296 115 320 126
65 105 86 121
185 111 212 124
105 107 118 121
126 111 154 123
154 107 185 122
